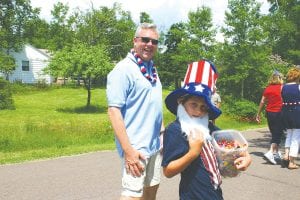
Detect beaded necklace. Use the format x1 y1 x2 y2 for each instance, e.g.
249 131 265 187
131 49 157 84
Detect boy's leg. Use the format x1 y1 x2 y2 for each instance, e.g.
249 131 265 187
142 184 159 200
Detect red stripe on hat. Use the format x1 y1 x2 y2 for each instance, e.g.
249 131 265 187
207 65 213 89
195 60 205 83
184 63 193 84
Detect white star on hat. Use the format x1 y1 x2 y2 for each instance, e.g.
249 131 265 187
195 84 205 92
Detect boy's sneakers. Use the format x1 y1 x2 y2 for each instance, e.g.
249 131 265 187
264 151 277 165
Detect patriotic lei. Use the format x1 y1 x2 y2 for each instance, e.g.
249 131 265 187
131 49 157 84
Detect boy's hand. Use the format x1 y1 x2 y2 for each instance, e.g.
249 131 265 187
188 128 204 158
234 151 252 171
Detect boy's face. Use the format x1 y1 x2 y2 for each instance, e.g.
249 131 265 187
182 96 208 118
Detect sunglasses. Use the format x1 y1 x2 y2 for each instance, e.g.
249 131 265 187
136 37 159 45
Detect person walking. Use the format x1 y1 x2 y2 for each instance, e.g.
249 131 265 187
281 67 300 169
162 60 252 199
106 23 163 200
256 71 284 165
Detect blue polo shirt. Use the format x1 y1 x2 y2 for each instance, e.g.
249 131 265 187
106 52 163 158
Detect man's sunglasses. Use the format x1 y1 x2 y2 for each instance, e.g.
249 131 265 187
136 37 159 45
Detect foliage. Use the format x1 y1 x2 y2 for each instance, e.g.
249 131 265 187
0 51 16 79
222 96 257 122
158 7 217 89
75 3 136 62
157 22 188 88
0 78 15 110
0 0 40 81
45 42 113 106
0 0 39 51
266 0 300 64
217 0 272 103
1 1 299 149
139 12 154 23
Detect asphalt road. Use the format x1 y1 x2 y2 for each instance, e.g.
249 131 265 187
1 127 299 200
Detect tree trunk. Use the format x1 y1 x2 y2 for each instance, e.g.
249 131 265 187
241 80 244 99
86 77 91 107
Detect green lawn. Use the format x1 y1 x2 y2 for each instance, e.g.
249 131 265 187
0 87 265 164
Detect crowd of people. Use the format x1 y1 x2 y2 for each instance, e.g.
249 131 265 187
106 22 299 199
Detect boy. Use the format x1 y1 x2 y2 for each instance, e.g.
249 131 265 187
162 60 251 199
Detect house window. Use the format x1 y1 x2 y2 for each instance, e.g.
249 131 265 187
22 61 30 71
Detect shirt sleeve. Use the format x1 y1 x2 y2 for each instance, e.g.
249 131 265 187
106 63 131 108
161 122 189 167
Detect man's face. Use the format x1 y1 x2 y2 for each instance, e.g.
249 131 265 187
133 29 159 61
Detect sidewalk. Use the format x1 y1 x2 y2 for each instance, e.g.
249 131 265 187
0 128 299 200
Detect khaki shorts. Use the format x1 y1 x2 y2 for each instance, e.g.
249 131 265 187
121 151 162 197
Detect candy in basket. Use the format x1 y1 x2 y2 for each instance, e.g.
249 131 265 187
212 130 248 178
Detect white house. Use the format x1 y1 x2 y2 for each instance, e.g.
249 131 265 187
1 44 53 84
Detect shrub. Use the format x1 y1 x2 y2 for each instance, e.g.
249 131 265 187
223 97 257 122
0 78 15 110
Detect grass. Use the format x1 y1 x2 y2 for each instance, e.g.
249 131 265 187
0 87 266 165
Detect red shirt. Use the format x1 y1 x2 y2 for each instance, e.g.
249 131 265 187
263 84 283 112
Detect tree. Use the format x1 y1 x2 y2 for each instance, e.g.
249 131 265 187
0 0 39 51
76 3 135 61
0 78 15 110
24 17 51 49
0 52 16 80
0 0 39 78
47 2 76 51
159 7 217 89
139 12 153 23
218 0 271 102
45 42 113 107
180 6 217 61
157 22 187 88
266 0 300 64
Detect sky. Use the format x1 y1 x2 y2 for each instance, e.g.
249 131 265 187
30 0 271 31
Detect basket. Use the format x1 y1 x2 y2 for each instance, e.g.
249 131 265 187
212 130 248 178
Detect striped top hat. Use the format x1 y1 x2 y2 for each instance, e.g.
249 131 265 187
165 59 222 120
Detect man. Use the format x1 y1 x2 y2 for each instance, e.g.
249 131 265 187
106 23 163 200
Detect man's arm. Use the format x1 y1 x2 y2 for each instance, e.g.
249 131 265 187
108 106 145 177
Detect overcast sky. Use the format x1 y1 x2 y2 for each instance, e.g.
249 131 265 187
30 0 270 31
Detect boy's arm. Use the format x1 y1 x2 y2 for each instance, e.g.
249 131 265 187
163 136 204 178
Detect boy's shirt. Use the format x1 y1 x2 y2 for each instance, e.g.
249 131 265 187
162 119 223 200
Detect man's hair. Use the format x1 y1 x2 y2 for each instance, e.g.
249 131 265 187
134 23 159 37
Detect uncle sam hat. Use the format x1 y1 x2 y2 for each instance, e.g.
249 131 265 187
165 59 222 120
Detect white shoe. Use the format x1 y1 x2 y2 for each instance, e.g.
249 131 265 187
274 151 282 160
264 151 277 164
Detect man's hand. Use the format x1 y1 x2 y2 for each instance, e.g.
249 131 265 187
124 148 146 177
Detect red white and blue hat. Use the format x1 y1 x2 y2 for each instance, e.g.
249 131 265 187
165 59 222 120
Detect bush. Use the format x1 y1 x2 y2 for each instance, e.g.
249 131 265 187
0 78 15 110
223 97 257 122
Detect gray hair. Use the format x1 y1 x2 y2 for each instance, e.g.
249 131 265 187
134 23 159 37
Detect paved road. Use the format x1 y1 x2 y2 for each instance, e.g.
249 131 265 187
1 128 300 200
